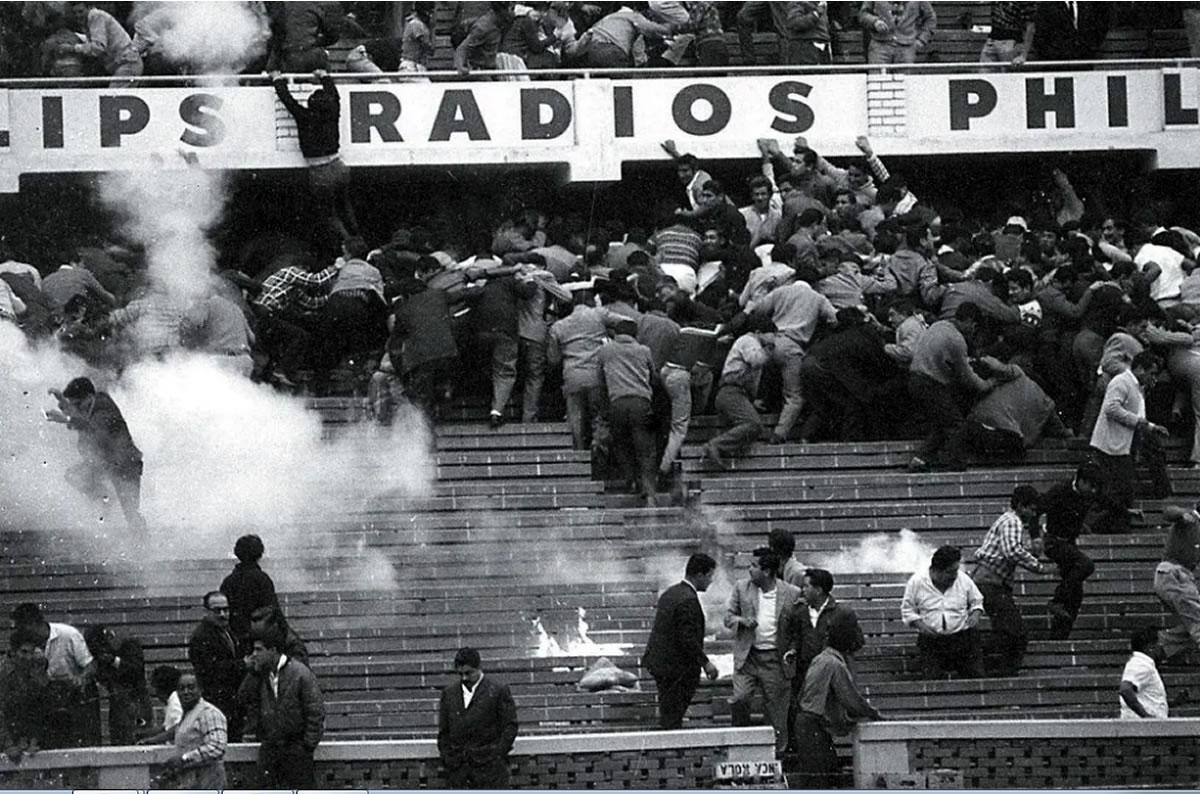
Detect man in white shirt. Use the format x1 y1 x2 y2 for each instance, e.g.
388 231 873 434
1088 351 1167 533
901 546 985 678
1119 627 1168 719
724 547 804 755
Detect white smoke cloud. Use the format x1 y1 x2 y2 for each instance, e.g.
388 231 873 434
132 1 270 75
808 529 937 575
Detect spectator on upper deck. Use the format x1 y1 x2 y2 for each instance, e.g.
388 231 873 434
859 1 937 65
737 2 832 65
980 2 1036 65
266 1 344 73
455 3 516 75
64 3 143 80
564 4 674 68
40 9 86 77
1030 1 1112 62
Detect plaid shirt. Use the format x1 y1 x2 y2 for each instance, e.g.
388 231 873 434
974 509 1043 588
254 265 337 315
176 698 227 764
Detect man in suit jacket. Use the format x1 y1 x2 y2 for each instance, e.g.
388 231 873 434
642 553 721 729
188 591 246 741
797 568 865 684
240 628 325 789
438 647 519 789
725 547 804 754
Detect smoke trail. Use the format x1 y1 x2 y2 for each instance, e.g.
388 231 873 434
808 529 937 575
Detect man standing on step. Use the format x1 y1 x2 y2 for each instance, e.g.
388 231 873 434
725 547 803 755
901 545 985 678
796 569 864 686
642 553 720 730
189 591 246 741
1089 351 1168 534
705 315 774 470
970 485 1050 677
438 647 518 789
1038 462 1103 639
597 318 660 506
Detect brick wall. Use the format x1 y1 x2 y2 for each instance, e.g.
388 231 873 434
866 73 907 137
0 727 774 790
855 719 1200 789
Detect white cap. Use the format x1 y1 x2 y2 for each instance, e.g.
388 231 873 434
1005 216 1029 232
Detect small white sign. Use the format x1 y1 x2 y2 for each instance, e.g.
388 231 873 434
714 760 783 780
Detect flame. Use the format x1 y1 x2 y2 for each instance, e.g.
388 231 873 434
530 608 635 658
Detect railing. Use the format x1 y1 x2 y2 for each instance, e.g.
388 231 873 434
2 57 1200 88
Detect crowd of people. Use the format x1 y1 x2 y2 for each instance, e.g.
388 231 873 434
645 488 1197 783
0 2 1193 81
9 121 1200 512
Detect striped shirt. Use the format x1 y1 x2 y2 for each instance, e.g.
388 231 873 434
989 2 1036 40
176 698 228 765
254 265 337 315
973 509 1043 589
651 225 703 270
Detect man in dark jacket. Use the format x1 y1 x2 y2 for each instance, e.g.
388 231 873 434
188 591 246 742
46 376 146 533
241 628 325 789
642 553 721 729
266 1 344 72
466 263 538 429
798 307 896 442
388 256 459 420
83 625 151 745
1032 1 1112 61
271 68 357 241
220 534 278 654
795 568 865 685
1038 462 1102 639
437 647 519 788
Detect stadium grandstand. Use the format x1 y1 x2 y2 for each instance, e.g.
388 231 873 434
2 1 1200 790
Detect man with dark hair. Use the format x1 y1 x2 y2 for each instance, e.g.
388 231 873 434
793 617 882 788
270 69 357 242
188 591 245 742
704 316 774 469
437 647 519 788
907 302 996 472
1119 627 1167 719
741 174 782 249
598 317 659 506
153 671 228 789
241 628 325 789
10 604 97 749
46 376 147 533
642 554 720 729
971 485 1049 676
724 547 803 755
901 546 985 678
83 625 151 745
1089 351 1168 534
768 529 805 587
220 535 278 654
797 568 864 687
1038 462 1103 638
660 141 713 211
737 2 831 66
465 264 539 429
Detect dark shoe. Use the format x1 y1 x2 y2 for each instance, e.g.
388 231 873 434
703 443 728 471
489 412 504 430
1047 603 1074 639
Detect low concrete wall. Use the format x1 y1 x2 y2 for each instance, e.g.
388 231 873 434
854 719 1200 789
0 726 774 790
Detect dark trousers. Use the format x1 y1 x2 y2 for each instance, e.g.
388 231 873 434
108 689 151 745
404 358 454 422
799 359 868 442
207 691 243 743
944 420 1025 463
609 396 657 497
653 672 700 730
477 331 520 416
1043 536 1095 636
711 385 761 458
258 741 315 789
255 307 319 376
445 757 511 789
320 292 385 368
66 460 146 532
976 581 1026 676
916 629 984 678
908 373 966 467
1089 449 1136 534
792 711 839 789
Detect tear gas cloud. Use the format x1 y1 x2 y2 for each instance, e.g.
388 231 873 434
132 1 270 75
